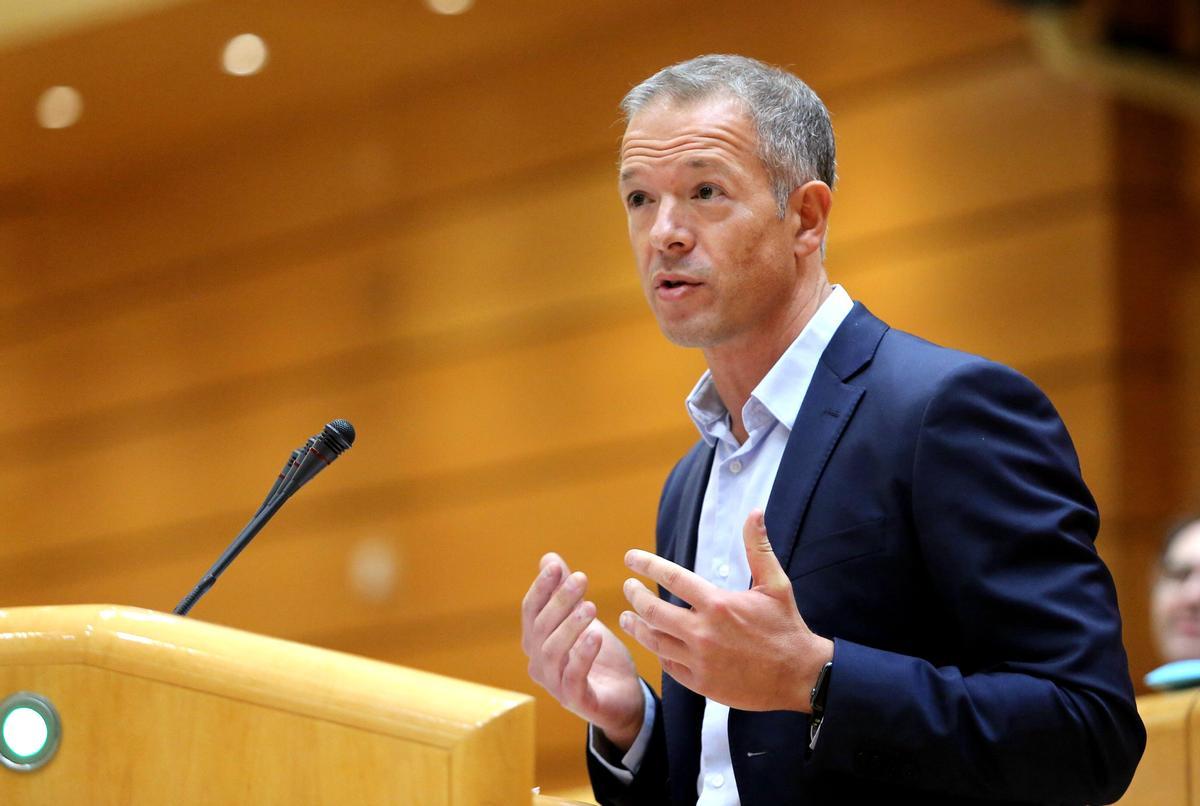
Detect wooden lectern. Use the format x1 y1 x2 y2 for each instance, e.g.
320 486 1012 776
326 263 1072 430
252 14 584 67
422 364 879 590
0 604 576 805
1118 688 1199 805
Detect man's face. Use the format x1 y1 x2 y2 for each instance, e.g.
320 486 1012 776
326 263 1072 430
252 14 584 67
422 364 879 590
618 96 805 350
1152 523 1200 662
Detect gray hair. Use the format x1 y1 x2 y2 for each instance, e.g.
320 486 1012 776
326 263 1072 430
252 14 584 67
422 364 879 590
620 54 836 217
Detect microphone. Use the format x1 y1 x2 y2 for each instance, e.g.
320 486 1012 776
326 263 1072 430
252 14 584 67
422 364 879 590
279 420 355 499
173 419 356 617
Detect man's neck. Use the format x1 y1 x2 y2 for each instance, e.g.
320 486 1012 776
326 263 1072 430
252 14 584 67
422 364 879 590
704 279 833 444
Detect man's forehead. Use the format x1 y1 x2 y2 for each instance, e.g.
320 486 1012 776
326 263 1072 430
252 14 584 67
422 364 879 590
1169 523 1200 559
618 96 757 171
622 94 749 139
619 157 725 183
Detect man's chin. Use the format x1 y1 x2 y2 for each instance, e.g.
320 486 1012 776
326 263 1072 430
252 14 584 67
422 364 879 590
1166 636 1200 662
653 315 719 349
659 327 717 349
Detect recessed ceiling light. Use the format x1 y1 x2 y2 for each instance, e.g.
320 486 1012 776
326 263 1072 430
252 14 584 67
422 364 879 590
425 0 474 14
222 33 268 76
36 86 83 129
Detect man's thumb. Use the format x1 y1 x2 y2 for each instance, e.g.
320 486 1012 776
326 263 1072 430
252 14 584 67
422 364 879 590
743 509 788 591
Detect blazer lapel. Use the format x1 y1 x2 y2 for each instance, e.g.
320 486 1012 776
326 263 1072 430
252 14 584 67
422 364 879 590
764 303 888 569
667 443 714 604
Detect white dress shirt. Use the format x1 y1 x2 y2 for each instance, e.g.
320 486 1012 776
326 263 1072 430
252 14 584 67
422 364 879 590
590 285 854 805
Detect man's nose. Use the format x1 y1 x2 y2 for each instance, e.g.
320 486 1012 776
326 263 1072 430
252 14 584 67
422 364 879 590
648 199 695 253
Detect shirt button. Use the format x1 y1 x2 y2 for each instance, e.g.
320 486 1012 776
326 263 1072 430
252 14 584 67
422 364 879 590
729 460 742 474
717 563 730 579
708 773 725 789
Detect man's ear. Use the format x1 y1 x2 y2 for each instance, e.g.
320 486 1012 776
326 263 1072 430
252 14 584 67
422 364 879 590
788 180 832 258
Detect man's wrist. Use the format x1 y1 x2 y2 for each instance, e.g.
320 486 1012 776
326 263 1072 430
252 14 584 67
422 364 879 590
796 636 835 713
596 701 646 753
591 681 655 775
591 724 630 765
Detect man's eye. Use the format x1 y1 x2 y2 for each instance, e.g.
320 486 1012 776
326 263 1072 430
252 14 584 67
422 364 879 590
627 192 648 208
1162 564 1195 583
696 184 719 200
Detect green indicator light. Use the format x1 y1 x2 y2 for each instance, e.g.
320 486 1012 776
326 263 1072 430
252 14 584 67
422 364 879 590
0 692 60 772
3 707 49 757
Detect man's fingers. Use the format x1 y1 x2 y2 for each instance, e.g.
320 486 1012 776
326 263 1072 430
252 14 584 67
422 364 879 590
742 509 790 593
661 657 696 690
618 609 690 663
623 577 689 638
542 599 597 684
522 561 563 619
539 552 569 574
520 561 564 652
530 570 588 648
560 627 603 707
624 549 713 608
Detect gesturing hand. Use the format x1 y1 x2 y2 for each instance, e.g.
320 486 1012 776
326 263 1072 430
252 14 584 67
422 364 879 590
520 553 646 750
619 509 833 712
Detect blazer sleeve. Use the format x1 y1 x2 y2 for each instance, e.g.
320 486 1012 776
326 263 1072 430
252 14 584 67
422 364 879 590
586 686 670 806
807 360 1146 804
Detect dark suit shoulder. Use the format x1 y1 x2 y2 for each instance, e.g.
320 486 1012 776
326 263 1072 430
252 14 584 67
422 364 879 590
865 322 1052 414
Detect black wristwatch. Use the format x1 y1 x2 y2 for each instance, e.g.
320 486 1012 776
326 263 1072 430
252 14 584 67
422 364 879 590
809 661 833 744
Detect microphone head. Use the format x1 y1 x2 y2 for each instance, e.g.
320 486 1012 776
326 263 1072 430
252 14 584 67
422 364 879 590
323 419 356 453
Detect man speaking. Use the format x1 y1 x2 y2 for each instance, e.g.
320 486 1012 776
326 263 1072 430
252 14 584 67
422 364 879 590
520 54 1145 804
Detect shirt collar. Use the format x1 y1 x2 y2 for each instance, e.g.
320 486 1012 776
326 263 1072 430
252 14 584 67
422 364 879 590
685 285 855 446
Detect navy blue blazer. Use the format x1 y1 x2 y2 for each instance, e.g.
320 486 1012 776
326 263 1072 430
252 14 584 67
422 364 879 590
589 304 1145 805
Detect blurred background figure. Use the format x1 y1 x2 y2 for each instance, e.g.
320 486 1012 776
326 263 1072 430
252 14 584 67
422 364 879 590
1152 516 1200 663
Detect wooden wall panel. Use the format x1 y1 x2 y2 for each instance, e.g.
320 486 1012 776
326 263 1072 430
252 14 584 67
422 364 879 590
0 317 705 552
833 61 1110 245
1182 268 1200 505
0 163 633 430
841 208 1114 371
0 0 1025 306
3 463 675 632
1181 130 1200 508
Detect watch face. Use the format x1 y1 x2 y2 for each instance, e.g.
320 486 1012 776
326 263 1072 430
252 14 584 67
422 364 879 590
811 661 833 712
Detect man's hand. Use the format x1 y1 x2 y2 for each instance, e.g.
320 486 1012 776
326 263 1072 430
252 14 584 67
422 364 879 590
619 509 833 712
521 553 646 751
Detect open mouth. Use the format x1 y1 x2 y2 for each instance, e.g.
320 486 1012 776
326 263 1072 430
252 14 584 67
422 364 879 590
655 278 701 302
656 276 701 290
